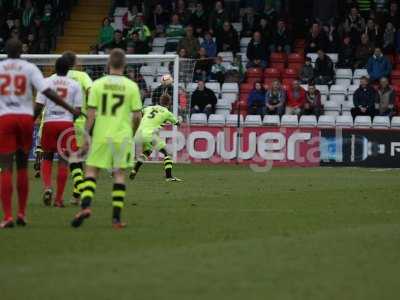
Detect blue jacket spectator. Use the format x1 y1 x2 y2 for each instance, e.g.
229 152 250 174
351 76 377 118
367 48 392 81
247 82 266 115
200 31 217 58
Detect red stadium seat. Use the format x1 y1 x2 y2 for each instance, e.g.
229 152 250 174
264 68 281 79
294 39 305 48
282 78 295 85
282 68 298 79
240 83 253 94
264 78 277 86
246 67 263 78
395 54 400 67
287 53 305 71
270 52 287 70
391 70 400 85
246 77 262 84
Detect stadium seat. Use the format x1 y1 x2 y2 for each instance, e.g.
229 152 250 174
353 69 368 85
143 76 154 87
354 116 372 128
335 69 352 86
244 115 262 127
299 115 317 127
341 100 354 116
287 53 304 71
143 98 152 107
281 115 298 127
246 67 263 79
232 22 242 33
222 93 237 104
316 85 329 96
218 52 234 62
222 83 239 93
262 115 280 126
282 68 298 79
372 116 390 128
391 116 400 128
270 53 286 70
329 85 347 105
226 114 244 126
140 66 156 76
208 114 226 126
186 82 198 94
327 53 338 64
391 70 400 85
347 84 359 102
240 37 251 53
157 66 170 77
264 68 281 79
205 82 221 94
317 115 336 128
240 83 253 94
335 115 353 128
190 113 208 125
324 101 340 117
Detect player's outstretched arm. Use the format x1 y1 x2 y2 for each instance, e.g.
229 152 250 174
132 111 142 137
42 88 80 118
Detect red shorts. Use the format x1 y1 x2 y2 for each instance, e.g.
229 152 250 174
0 114 34 154
41 121 78 154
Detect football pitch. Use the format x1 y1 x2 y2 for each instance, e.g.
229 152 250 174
1 164 400 300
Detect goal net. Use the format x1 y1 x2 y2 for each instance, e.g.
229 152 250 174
0 54 194 162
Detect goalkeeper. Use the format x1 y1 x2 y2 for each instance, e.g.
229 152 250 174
130 95 182 182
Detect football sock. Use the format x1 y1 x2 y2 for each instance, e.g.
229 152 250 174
41 159 52 189
70 162 84 198
112 183 126 222
55 164 68 204
0 169 13 220
16 168 29 217
133 151 151 173
80 177 96 209
163 155 173 178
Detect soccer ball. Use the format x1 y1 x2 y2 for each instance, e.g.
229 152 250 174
161 73 173 85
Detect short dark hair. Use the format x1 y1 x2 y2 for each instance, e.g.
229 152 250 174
108 48 126 69
360 76 369 81
62 51 77 68
5 38 22 58
55 56 70 76
160 94 171 106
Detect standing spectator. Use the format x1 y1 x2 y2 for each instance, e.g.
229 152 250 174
175 0 191 25
127 31 149 54
337 36 355 68
305 23 327 54
261 3 277 27
208 1 228 34
122 4 138 32
165 14 185 52
286 80 306 115
128 14 151 43
210 56 226 83
178 25 200 58
98 18 114 49
148 4 169 35
364 18 381 46
241 7 259 37
382 22 396 53
193 47 213 81
200 31 217 58
254 17 272 44
376 77 395 116
384 1 400 30
247 82 266 116
191 80 217 116
152 76 173 105
299 57 314 84
104 30 126 51
314 49 335 85
351 76 377 118
246 31 268 69
343 6 365 45
303 83 323 116
323 23 340 53
354 33 374 68
270 20 291 54
266 80 286 115
216 21 239 53
367 47 392 82
189 2 208 36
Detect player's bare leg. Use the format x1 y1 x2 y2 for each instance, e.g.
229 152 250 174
71 165 99 228
111 169 127 229
54 158 69 208
41 152 54 206
130 150 151 180
160 148 182 182
0 153 15 228
15 150 30 226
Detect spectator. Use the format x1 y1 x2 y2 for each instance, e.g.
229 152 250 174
165 14 185 52
247 82 266 116
152 76 173 105
305 23 328 54
367 47 392 82
178 25 200 58
194 47 213 81
323 23 340 53
126 31 149 54
21 0 35 36
128 14 151 43
189 2 209 36
98 18 114 49
266 80 286 115
122 4 139 32
376 77 395 116
337 35 355 68
384 1 400 30
216 21 239 53
104 30 126 51
246 31 268 69
286 80 306 115
254 17 271 44
299 57 315 84
200 31 217 58
26 32 39 53
303 83 323 116
382 22 396 53
261 3 277 27
241 7 259 37
314 49 335 85
354 33 374 68
343 6 365 44
208 1 228 34
191 80 217 116
211 56 226 83
148 4 169 35
127 67 149 99
351 76 377 118
270 20 291 54
364 18 381 46
175 0 191 25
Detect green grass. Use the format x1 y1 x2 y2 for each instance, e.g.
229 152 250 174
1 165 400 300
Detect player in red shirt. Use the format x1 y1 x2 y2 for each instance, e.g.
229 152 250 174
35 57 83 207
0 39 80 228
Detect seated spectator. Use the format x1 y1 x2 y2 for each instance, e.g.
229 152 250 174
351 76 377 118
98 18 114 49
241 7 259 37
286 80 306 115
148 4 169 36
247 82 266 116
367 47 392 82
165 14 185 52
266 80 286 115
246 31 268 69
208 1 228 34
305 23 328 54
299 57 314 84
337 35 354 68
191 80 217 116
216 21 239 53
354 33 374 68
200 31 217 58
303 83 323 116
376 77 395 116
270 20 291 54
178 25 200 58
103 30 126 51
382 22 396 54
210 56 226 83
194 47 213 81
189 2 209 36
126 31 149 54
152 77 173 105
314 49 334 85
127 14 151 43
